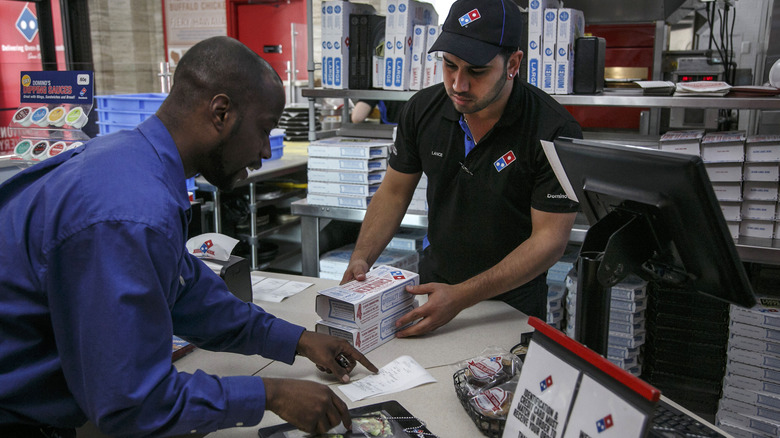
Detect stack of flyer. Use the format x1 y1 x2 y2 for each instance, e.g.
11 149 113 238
382 0 438 91
307 136 392 209
315 265 419 353
565 274 647 376
716 301 780 437
526 1 585 94
321 1 376 89
545 251 577 330
318 243 419 280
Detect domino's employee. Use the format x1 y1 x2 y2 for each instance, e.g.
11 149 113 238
341 0 582 337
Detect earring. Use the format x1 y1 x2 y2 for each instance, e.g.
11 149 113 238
508 74 513 78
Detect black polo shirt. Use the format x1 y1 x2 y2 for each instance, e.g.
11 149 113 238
390 78 581 288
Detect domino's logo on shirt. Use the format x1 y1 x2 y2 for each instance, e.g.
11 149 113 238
596 414 614 433
459 9 481 26
539 375 553 392
494 151 516 172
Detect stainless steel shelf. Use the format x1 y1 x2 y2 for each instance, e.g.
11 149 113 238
302 88 780 109
292 198 428 228
302 88 416 101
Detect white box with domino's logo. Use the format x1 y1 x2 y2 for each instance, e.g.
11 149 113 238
315 265 419 330
315 299 418 353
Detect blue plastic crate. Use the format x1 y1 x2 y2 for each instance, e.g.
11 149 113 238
96 120 138 135
95 93 167 112
95 108 156 125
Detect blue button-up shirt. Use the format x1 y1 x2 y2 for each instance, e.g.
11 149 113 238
0 116 305 437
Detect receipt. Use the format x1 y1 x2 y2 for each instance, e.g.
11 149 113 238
338 355 436 402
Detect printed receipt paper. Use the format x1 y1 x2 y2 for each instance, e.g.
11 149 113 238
502 341 646 438
338 355 436 402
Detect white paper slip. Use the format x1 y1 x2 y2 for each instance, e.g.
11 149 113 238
338 355 436 402
541 140 578 202
251 276 313 303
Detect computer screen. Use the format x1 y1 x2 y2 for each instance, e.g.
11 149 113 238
550 137 757 352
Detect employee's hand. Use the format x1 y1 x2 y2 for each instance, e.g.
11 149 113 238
296 330 379 382
264 377 351 434
394 282 466 337
340 259 370 284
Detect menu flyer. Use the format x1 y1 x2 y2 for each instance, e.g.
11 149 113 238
562 374 648 437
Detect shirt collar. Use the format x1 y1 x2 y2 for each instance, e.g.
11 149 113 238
136 115 190 209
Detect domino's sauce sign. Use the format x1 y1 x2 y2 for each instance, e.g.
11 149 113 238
0 1 66 153
20 71 94 105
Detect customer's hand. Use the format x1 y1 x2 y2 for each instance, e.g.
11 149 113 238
296 331 379 383
340 259 370 284
394 282 466 337
264 378 350 434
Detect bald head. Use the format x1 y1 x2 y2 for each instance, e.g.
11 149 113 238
166 36 282 110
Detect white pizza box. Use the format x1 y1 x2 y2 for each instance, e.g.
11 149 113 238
746 135 780 162
308 136 392 159
315 265 419 330
308 156 387 172
308 169 386 185
744 162 780 182
741 200 776 221
740 219 774 239
307 193 372 209
706 162 744 182
307 181 379 197
712 182 743 202
659 130 704 156
724 370 780 396
743 181 778 201
314 299 417 353
731 303 780 329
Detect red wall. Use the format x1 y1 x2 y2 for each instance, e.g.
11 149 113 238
226 0 309 82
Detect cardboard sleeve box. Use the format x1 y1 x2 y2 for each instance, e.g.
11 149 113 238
316 265 419 329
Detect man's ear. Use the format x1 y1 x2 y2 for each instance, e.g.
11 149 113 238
509 51 523 77
209 94 232 133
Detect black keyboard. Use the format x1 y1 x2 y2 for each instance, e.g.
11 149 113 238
648 399 727 438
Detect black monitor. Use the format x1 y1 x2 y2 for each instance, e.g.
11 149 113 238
550 137 757 355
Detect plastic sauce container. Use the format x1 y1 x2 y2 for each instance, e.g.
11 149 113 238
13 107 33 126
30 107 49 127
14 139 33 160
48 106 67 127
30 140 51 160
66 107 88 129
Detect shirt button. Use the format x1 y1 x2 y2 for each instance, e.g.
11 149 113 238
236 422 244 427
180 276 185 286
190 430 197 434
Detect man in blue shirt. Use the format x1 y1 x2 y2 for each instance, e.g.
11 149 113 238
0 36 376 438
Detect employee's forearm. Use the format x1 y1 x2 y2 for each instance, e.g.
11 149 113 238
351 188 410 266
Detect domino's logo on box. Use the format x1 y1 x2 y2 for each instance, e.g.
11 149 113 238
396 40 403 50
530 40 538 51
545 11 556 22
429 27 436 36
334 5 341 13
327 5 333 13
558 47 566 57
560 11 570 22
388 4 395 13
399 3 406 12
414 54 419 61
415 27 422 35
530 0 540 10
391 271 406 280
545 47 553 56
387 41 393 50
335 41 340 50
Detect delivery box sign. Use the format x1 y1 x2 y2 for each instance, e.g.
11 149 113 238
540 375 553 392
596 414 614 433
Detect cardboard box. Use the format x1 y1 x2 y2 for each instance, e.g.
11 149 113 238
422 25 441 88
744 162 780 182
526 34 543 88
743 181 778 201
741 200 776 221
723 384 780 412
701 133 745 164
712 182 743 202
725 370 780 396
720 201 742 221
716 408 780 438
706 162 744 182
730 333 780 358
731 320 780 343
659 130 704 156
315 298 417 353
307 169 386 185
740 219 774 239
308 181 379 197
315 265 419 329
308 136 392 159
731 303 780 329
385 0 437 90
746 135 780 162
308 157 387 172
540 8 557 94
719 395 780 427
307 193 372 209
729 346 780 372
727 359 780 385
553 8 584 94
387 228 427 251
329 1 377 89
409 25 427 90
